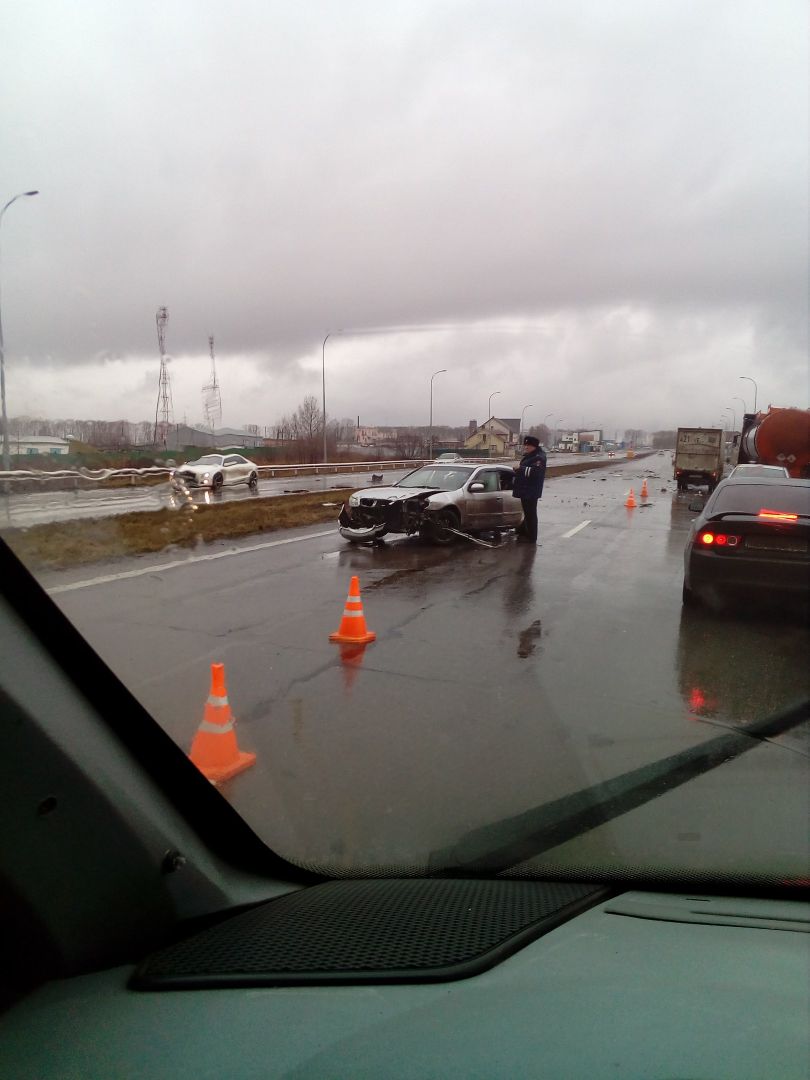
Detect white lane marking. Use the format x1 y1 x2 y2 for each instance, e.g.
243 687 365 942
46 529 337 594
561 519 591 539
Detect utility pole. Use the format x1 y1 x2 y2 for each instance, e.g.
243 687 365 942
1 190 39 472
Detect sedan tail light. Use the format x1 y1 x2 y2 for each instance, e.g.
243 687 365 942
698 531 741 547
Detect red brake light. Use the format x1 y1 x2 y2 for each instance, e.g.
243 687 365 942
758 509 798 521
698 532 740 547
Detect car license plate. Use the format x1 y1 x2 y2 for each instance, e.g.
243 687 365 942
745 535 808 553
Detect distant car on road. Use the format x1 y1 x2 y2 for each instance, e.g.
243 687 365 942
173 454 259 491
727 463 790 479
682 475 810 609
607 451 615 458
338 462 523 545
434 452 464 462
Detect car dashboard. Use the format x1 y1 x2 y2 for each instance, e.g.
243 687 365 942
2 887 808 1078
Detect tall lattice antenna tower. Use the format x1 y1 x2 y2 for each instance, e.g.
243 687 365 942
153 306 174 448
202 333 222 433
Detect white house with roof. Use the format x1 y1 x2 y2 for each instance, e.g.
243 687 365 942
12 435 70 457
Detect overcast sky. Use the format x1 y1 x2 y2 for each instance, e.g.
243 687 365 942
1 0 807 435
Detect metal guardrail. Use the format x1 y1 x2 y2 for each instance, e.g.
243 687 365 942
0 459 434 491
0 451 636 490
255 459 435 479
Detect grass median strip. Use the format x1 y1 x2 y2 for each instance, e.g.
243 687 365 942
1 490 353 572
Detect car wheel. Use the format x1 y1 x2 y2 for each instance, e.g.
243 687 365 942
428 509 459 545
248 472 258 488
212 473 223 491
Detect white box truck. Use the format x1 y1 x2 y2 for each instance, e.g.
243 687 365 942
674 428 724 492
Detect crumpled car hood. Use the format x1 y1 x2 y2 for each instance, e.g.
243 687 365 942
352 486 440 502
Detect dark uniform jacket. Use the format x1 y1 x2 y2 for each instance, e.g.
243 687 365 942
512 446 547 500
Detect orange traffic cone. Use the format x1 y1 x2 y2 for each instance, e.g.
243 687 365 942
189 663 256 784
330 576 376 644
625 488 637 508
640 478 649 499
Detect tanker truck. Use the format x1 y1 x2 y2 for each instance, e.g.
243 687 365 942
735 407 810 479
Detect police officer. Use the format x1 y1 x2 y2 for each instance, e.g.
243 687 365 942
512 435 547 544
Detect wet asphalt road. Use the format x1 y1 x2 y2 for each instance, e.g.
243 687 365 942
41 457 809 877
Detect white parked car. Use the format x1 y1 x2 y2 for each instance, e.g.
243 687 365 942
172 454 259 490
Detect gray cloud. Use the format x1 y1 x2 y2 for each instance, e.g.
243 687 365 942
1 0 806 431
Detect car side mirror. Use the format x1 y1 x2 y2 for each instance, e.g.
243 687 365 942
468 483 485 493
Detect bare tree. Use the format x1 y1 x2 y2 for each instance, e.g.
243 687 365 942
395 428 426 459
527 423 551 446
271 396 325 462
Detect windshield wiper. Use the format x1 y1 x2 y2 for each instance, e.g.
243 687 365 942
429 699 809 877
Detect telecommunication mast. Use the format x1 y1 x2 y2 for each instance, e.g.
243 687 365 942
153 306 174 448
202 334 222 433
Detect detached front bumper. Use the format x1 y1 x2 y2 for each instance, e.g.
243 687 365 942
338 505 389 542
339 523 389 542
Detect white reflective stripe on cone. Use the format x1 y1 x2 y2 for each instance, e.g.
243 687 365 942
197 719 235 734
206 695 229 707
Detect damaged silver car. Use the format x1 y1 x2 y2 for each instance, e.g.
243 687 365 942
338 463 523 544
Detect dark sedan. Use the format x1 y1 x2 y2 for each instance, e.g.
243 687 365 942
682 476 810 609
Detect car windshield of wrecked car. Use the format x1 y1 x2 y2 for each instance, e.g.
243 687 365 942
396 467 474 490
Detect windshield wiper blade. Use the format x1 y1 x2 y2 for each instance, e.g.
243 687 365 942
429 700 809 877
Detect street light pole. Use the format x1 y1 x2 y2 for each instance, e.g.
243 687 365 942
723 409 735 457
487 391 501 457
429 368 446 460
733 396 747 420
739 376 758 414
321 330 343 463
0 190 39 472
520 403 534 440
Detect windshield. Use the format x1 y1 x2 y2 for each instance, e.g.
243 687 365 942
397 466 474 489
0 3 807 888
710 482 810 517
